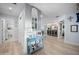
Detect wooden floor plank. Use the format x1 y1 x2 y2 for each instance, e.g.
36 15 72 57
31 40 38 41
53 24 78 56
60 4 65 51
32 36 79 55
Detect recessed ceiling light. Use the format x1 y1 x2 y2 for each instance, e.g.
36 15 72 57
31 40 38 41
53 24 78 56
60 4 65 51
56 16 59 18
9 7 12 10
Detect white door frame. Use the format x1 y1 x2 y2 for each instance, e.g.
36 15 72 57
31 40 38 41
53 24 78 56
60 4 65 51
0 18 5 44
58 21 64 39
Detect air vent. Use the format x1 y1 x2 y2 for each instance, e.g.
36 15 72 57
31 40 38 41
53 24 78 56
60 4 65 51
77 3 79 10
56 16 59 18
12 3 17 5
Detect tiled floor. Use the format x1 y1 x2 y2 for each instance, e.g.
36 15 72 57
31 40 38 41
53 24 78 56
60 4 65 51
32 36 79 55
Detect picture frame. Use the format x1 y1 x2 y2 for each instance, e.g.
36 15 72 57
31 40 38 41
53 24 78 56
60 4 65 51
70 25 78 32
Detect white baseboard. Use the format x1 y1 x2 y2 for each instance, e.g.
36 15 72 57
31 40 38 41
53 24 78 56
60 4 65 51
64 40 79 46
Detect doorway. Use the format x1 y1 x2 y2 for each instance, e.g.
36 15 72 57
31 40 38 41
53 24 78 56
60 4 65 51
47 23 58 37
59 21 64 39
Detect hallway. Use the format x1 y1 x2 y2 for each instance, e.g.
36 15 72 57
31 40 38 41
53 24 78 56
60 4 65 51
0 3 79 55
33 36 79 55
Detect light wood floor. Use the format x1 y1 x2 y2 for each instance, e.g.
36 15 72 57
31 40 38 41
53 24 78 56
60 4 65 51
0 36 79 55
0 41 23 55
32 36 79 55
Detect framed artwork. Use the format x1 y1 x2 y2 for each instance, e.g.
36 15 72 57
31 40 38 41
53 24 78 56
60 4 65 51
70 25 78 32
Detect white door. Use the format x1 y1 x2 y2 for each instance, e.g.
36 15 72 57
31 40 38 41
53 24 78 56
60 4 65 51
0 19 3 44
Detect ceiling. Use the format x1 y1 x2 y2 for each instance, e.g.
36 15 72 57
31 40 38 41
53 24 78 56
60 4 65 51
0 3 77 19
29 3 77 19
0 3 25 17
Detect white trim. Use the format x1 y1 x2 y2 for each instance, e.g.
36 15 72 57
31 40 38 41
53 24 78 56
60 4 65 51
64 40 79 46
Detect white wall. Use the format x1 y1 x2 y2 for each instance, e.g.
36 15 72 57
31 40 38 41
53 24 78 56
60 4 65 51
64 13 79 45
55 4 79 45
0 15 17 42
23 4 42 54
58 13 79 45
23 4 32 54
18 10 25 45
17 9 26 54
0 3 42 54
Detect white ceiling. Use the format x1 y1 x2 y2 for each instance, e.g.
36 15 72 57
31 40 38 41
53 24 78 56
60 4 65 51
29 3 77 18
0 3 25 17
0 3 77 19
